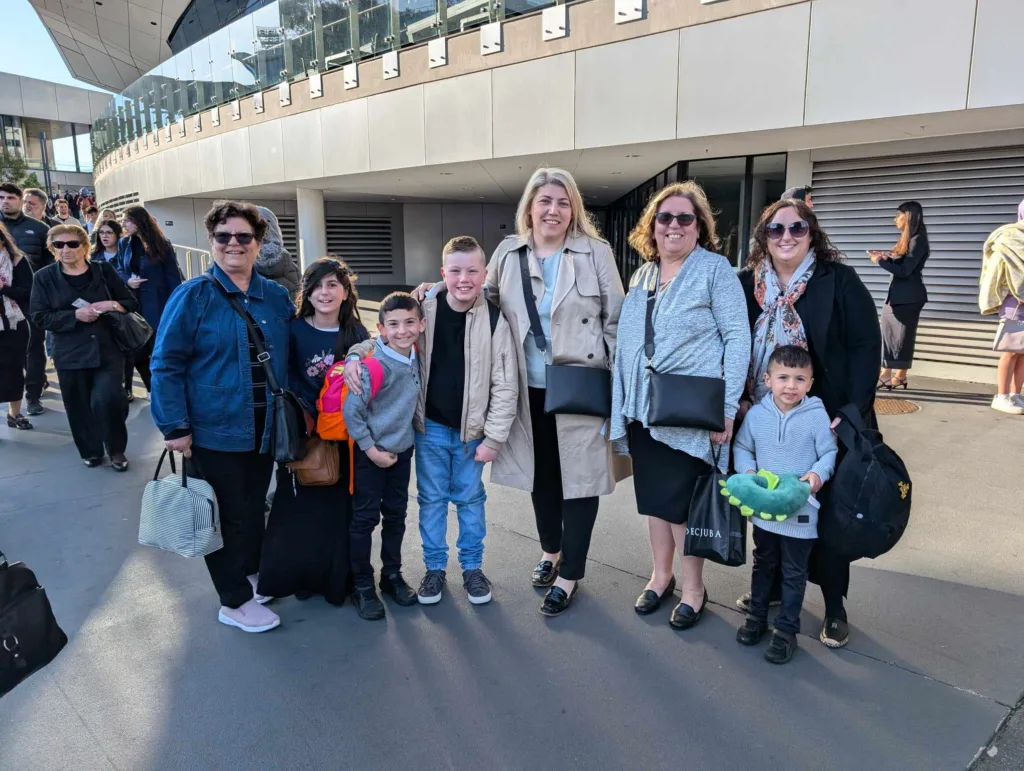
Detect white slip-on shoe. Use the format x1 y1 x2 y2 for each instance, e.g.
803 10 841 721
248 574 272 605
218 599 280 633
991 395 1024 415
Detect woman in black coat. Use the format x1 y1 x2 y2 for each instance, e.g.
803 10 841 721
869 201 929 390
29 224 138 470
0 223 34 430
737 199 881 650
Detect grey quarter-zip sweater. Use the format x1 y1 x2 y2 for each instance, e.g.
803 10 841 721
343 337 421 454
732 395 837 539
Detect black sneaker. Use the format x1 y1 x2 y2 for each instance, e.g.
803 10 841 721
354 586 385 620
820 616 850 649
418 570 446 605
463 569 492 605
25 399 43 416
380 573 417 606
735 592 782 613
764 631 797 664
736 618 768 646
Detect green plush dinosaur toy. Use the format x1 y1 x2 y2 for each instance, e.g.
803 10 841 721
718 470 811 522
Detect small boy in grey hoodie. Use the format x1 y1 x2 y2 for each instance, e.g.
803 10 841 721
344 292 424 621
733 345 837 664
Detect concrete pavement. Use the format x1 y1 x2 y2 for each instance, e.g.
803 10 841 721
1 375 1022 770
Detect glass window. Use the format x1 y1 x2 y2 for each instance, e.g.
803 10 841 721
251 3 286 90
207 26 234 104
75 126 93 173
190 35 214 111
687 157 747 266
398 0 439 46
504 0 553 21
229 14 260 97
358 0 393 59
445 0 494 35
749 153 788 234
321 0 354 67
281 0 317 79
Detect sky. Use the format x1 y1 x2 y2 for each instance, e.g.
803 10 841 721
1 1 110 93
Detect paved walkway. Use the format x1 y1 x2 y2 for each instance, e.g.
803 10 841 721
1 376 1021 770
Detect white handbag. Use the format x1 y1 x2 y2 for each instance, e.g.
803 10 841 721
139 450 223 558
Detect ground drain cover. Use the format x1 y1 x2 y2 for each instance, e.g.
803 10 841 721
875 397 920 415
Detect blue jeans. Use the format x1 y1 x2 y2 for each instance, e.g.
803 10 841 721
415 418 487 571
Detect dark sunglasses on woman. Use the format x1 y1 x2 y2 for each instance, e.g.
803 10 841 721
212 232 255 245
655 212 698 227
765 221 810 240
51 240 82 249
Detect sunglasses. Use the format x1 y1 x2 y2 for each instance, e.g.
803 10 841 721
51 240 82 249
655 212 698 227
765 221 810 240
213 231 255 245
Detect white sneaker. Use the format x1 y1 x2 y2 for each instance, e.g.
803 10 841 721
218 599 280 633
991 395 1024 415
248 574 272 605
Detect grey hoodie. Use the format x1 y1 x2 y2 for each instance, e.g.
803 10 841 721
343 337 421 455
254 206 300 296
732 395 837 539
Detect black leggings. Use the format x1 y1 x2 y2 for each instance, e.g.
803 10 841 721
529 387 599 581
124 338 153 393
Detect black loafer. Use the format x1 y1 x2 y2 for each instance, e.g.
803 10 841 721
736 617 769 646
539 584 578 617
634 575 676 615
380 573 418 606
531 558 560 587
354 587 386 620
83 456 104 468
669 588 709 630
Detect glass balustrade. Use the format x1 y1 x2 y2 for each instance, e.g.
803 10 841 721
92 0 565 163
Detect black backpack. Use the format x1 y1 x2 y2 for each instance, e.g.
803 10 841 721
818 405 912 561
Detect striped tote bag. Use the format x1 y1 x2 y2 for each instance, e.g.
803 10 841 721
139 451 223 558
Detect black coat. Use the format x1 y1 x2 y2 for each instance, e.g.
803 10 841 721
739 260 881 425
878 232 929 305
29 260 138 370
0 212 53 271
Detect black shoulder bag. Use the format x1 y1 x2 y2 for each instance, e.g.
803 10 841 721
518 247 611 418
98 264 153 354
205 275 310 463
644 274 726 431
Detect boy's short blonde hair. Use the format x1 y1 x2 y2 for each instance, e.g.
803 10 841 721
442 235 485 263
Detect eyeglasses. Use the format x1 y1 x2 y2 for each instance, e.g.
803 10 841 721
213 231 255 245
655 212 697 227
51 240 82 249
765 221 810 240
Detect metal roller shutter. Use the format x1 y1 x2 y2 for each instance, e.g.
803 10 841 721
812 147 1024 377
278 215 395 276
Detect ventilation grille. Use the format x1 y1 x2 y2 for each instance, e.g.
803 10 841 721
277 215 297 257
97 191 140 216
326 216 394 275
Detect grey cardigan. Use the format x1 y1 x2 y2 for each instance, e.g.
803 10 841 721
610 248 751 469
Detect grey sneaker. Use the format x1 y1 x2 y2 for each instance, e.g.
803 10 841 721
463 569 492 605
417 570 446 605
25 399 43 416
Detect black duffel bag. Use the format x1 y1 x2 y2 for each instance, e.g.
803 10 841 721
0 551 68 698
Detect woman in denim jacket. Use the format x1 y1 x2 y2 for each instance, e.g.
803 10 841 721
150 200 295 634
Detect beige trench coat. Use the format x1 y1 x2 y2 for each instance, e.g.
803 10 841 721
486 233 630 499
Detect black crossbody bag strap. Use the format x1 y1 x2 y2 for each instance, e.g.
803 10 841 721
204 275 282 394
517 246 547 353
644 263 660 367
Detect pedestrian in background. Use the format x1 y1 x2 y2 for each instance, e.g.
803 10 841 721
22 188 58 228
979 198 1024 415
254 206 300 297
29 224 136 470
869 201 930 391
83 206 100 235
91 219 122 263
781 185 813 209
0 223 34 431
53 199 82 228
611 180 750 628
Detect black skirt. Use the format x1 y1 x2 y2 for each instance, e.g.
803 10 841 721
0 322 28 402
881 302 925 369
258 446 354 605
628 422 712 525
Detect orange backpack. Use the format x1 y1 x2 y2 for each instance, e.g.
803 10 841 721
316 357 385 493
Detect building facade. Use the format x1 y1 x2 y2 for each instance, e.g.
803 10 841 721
58 0 1024 383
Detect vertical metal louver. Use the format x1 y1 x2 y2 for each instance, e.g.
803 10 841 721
812 147 1024 372
276 215 298 258
325 216 395 275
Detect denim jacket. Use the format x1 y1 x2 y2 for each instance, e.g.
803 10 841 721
114 235 183 332
150 262 295 452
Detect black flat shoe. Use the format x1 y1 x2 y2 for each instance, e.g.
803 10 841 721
110 453 129 472
540 584 578 617
634 575 676 615
669 588 709 630
531 558 560 587
6 414 33 430
736 618 768 646
354 587 385 620
380 573 417 606
83 456 104 468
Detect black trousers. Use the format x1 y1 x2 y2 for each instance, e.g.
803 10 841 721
124 338 153 393
56 358 128 459
529 387 600 581
24 317 46 401
187 446 274 609
350 446 413 588
748 527 815 637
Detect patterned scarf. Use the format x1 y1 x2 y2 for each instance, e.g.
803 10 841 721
748 250 816 404
0 249 25 332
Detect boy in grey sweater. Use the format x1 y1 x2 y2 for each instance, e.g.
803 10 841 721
733 345 837 664
344 292 424 620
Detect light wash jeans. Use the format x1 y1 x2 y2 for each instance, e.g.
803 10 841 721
415 418 487 571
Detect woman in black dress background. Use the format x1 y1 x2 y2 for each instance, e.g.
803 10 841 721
869 201 929 390
0 223 34 430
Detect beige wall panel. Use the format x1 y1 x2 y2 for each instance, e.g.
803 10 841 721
54 85 93 125
0 73 24 116
575 32 679 149
282 110 325 181
221 128 253 190
197 136 225 194
174 143 199 196
492 53 575 158
19 77 59 121
88 90 110 122
678 5 809 138
145 198 201 249
321 100 371 176
441 204 484 247
968 0 1024 109
403 203 443 286
805 0 976 124
145 153 165 201
248 119 286 186
424 71 492 166
160 147 181 198
368 86 426 171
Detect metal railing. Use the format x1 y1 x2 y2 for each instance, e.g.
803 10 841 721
173 243 213 280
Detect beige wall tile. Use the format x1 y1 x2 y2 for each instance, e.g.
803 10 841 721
321 100 371 176
969 0 1024 109
424 71 492 165
249 119 286 186
492 53 575 158
282 110 325 181
368 86 426 171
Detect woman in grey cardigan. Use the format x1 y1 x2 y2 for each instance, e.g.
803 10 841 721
611 181 751 629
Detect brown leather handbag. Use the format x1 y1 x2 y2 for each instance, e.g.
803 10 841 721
286 436 339 486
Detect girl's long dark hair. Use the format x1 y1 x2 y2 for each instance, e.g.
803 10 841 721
122 205 172 262
297 256 363 343
91 218 122 258
893 201 926 257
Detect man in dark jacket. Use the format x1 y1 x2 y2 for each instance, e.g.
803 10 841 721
23 188 59 229
1 183 53 414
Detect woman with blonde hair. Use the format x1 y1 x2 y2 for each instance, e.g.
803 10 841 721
610 181 750 628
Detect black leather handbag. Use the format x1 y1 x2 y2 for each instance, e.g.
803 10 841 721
517 247 611 418
0 551 68 698
98 266 154 354
644 286 726 431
